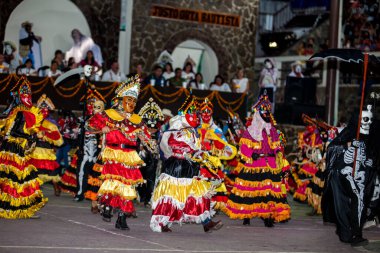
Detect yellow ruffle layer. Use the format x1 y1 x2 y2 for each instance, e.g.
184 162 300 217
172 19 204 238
240 137 280 150
226 200 291 222
38 174 60 183
0 177 43 193
0 164 38 181
215 182 227 193
293 192 307 201
305 189 322 214
0 200 47 219
152 175 212 204
0 189 46 207
102 147 144 167
99 174 144 185
29 147 57 160
40 120 64 147
98 179 137 200
0 151 28 166
235 163 282 175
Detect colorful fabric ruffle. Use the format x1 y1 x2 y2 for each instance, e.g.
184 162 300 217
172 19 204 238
150 173 214 232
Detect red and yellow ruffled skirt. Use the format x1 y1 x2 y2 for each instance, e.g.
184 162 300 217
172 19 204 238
150 173 214 232
225 157 291 222
0 151 47 219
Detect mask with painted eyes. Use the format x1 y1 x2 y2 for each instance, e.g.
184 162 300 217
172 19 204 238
201 108 213 124
84 65 93 77
185 112 200 128
259 109 271 123
20 93 32 108
123 96 136 113
4 45 12 55
93 101 104 114
360 105 373 135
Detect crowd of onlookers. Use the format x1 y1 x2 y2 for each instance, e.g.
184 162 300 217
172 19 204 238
0 46 250 94
343 0 380 51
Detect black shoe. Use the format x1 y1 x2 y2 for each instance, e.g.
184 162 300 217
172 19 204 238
203 220 223 233
264 218 274 228
350 237 368 247
243 218 250 226
115 213 130 230
161 225 172 232
101 205 113 222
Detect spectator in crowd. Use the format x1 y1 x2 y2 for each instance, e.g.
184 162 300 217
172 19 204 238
18 58 37 76
231 67 249 93
64 57 78 72
45 60 62 77
53 50 66 71
182 62 195 84
144 64 166 87
128 63 146 82
80 50 101 80
289 61 305 78
66 29 103 66
0 54 10 74
102 60 126 82
19 21 42 69
163 62 175 80
169 68 186 88
209 75 231 92
3 41 22 73
188 73 206 90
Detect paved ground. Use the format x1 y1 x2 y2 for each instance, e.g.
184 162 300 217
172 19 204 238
0 185 379 253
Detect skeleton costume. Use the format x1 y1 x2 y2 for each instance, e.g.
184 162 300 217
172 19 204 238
74 88 106 201
29 94 63 196
0 76 46 218
85 100 105 206
137 98 164 207
88 75 156 230
59 113 80 195
198 98 237 211
225 94 291 227
322 105 377 246
150 95 223 233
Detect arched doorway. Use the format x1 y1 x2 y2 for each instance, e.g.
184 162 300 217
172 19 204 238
4 0 91 67
171 40 218 86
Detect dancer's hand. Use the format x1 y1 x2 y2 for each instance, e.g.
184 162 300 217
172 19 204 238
102 126 110 134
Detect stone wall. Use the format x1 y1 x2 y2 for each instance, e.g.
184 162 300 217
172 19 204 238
130 0 259 81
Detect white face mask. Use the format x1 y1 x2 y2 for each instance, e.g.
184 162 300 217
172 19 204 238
84 65 93 77
265 61 272 69
295 65 302 73
4 45 12 55
360 105 373 135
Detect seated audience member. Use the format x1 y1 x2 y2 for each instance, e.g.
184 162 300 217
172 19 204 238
64 57 78 71
0 54 10 74
128 63 146 82
188 73 206 90
209 75 231 92
182 62 195 84
3 41 22 73
169 68 186 88
45 60 62 77
18 58 36 76
102 60 126 82
231 67 249 93
289 61 305 78
163 62 175 80
53 49 66 71
144 65 166 87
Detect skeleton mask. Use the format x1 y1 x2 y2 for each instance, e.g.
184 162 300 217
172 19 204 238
84 65 93 77
4 45 12 55
360 105 373 135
